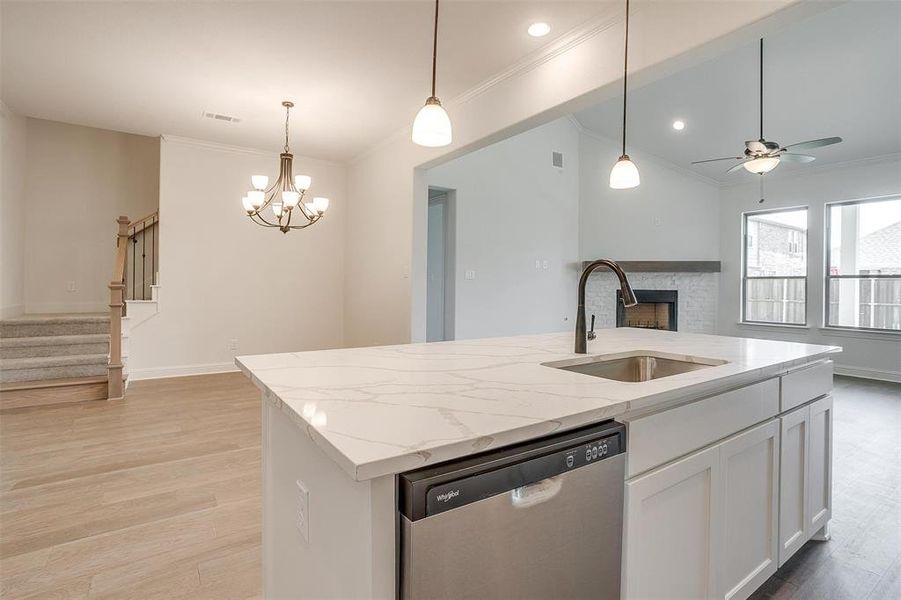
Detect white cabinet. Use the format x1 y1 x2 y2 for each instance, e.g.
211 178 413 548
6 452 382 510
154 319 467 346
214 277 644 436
624 421 781 600
624 445 721 600
718 420 780 600
777 395 833 566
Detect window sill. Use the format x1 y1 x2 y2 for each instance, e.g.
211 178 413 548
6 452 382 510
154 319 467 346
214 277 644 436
819 327 901 340
737 322 810 331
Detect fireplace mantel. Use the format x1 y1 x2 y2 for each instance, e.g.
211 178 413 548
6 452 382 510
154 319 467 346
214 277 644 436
581 260 721 273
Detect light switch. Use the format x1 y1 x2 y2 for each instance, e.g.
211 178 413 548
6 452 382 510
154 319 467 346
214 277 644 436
465 270 476 280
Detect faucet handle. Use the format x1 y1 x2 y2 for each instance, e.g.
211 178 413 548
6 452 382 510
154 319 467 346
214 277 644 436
587 314 596 340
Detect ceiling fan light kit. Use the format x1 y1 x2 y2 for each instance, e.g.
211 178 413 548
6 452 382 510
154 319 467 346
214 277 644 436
691 38 842 176
412 0 452 147
609 0 640 189
240 101 330 234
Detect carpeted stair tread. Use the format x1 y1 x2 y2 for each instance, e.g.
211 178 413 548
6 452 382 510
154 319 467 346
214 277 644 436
2 353 109 370
1 334 109 347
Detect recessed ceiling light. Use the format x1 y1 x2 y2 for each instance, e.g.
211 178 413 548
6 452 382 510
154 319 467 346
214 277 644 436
528 22 550 37
672 120 686 131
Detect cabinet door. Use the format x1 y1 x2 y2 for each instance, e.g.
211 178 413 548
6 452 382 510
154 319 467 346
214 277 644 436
624 445 721 600
778 405 809 566
718 420 780 600
807 395 833 535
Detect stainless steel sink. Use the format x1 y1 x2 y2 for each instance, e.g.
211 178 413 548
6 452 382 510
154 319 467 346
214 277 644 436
543 352 727 383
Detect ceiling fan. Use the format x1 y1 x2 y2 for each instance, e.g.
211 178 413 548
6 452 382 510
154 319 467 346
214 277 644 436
692 38 842 175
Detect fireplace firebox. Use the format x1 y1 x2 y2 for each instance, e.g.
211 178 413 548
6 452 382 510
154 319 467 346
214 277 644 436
616 290 678 331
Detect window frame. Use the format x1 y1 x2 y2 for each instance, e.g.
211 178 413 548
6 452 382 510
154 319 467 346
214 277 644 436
824 195 901 334
741 205 809 327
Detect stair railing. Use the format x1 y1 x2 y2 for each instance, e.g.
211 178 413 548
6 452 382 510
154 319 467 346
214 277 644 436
125 211 159 301
108 215 130 401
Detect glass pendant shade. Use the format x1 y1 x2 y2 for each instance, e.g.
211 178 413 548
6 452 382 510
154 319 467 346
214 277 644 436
241 196 254 213
271 202 283 219
412 98 452 147
282 191 300 208
313 197 330 213
251 175 269 190
609 155 640 189
743 156 780 174
247 190 265 208
294 175 312 191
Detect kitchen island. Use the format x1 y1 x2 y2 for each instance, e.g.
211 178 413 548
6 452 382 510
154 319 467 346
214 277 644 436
237 328 840 599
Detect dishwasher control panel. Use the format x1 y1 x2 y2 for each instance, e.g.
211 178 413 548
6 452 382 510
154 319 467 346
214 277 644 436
399 421 626 520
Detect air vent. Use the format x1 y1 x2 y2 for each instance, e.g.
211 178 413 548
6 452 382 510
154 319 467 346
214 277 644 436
552 151 564 169
202 111 242 124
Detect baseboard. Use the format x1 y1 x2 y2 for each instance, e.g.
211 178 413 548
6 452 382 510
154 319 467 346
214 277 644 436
1 304 24 319
25 301 109 314
834 364 901 384
128 361 239 381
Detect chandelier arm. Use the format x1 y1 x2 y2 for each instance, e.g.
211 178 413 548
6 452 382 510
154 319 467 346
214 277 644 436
248 212 279 228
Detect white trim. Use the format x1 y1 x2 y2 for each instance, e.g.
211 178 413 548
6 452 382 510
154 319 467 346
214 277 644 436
24 301 109 314
128 361 238 381
736 322 810 331
833 364 901 384
1 304 25 319
818 326 901 341
160 134 343 168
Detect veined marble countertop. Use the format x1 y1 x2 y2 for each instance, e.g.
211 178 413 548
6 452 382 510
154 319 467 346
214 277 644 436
236 329 840 481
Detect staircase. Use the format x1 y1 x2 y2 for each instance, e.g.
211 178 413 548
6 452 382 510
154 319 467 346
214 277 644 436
0 315 111 403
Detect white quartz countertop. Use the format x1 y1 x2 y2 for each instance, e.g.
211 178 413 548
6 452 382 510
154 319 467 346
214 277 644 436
236 328 840 481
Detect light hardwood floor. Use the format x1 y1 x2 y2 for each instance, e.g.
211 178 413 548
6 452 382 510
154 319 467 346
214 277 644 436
0 372 261 600
1 373 898 600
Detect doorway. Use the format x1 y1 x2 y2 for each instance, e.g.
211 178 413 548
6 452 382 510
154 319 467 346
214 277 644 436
426 188 455 342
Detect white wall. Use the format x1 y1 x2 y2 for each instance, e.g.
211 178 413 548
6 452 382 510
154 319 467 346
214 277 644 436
22 118 159 313
717 157 901 381
127 137 345 379
424 118 581 340
345 0 803 347
1 103 27 318
578 130 721 261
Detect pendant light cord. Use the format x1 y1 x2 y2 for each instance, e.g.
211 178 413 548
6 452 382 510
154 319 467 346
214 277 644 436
431 0 439 98
759 37 764 141
621 0 630 157
284 104 291 153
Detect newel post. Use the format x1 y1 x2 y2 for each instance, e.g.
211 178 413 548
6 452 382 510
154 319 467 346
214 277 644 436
108 215 130 400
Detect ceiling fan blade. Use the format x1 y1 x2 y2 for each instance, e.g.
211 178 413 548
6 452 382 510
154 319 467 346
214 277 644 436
783 137 842 151
691 156 743 165
726 162 748 174
779 153 816 163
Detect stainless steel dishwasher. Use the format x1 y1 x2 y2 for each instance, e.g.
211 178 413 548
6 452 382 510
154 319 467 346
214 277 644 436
398 421 626 600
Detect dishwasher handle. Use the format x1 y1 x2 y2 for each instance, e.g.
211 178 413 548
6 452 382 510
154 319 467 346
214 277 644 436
511 476 563 508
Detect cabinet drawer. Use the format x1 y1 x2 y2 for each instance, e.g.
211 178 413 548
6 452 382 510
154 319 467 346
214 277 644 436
781 361 833 412
627 378 779 478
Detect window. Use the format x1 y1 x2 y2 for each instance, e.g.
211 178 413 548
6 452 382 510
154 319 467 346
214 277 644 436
742 208 808 325
826 196 901 332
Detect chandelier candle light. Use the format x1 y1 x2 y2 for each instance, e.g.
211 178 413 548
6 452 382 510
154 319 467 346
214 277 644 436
412 0 452 147
609 0 640 189
241 101 329 233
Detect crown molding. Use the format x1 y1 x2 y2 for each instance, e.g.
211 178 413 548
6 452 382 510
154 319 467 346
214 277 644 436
161 134 343 168
575 120 722 188
719 152 901 188
350 9 629 166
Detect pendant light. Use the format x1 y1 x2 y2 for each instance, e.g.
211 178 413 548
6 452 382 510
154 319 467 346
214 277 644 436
609 0 640 189
412 0 452 147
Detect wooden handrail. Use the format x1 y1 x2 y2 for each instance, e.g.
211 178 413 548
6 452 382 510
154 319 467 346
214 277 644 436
108 215 129 401
128 210 159 232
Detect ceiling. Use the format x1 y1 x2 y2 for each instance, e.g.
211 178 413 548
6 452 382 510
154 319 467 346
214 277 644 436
574 1 901 183
1 1 614 161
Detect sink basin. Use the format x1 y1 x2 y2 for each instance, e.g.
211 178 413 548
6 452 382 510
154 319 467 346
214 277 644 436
544 352 727 383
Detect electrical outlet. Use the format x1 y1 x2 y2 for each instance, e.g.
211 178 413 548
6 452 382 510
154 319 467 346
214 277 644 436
228 338 239 352
66 281 77 292
534 260 541 269
464 270 476 280
652 215 662 227
296 480 309 542
542 260 549 270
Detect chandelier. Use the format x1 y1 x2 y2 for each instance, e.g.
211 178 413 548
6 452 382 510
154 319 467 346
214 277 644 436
241 101 330 233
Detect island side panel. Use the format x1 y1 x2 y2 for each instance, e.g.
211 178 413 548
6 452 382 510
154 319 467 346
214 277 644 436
262 400 395 599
